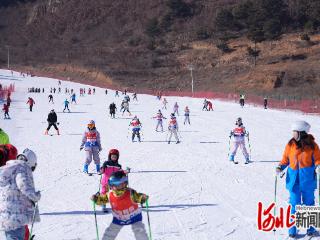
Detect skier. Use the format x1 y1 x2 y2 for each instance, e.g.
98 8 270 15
162 98 168 110
229 117 249 164
88 88 92 95
63 99 70 113
184 106 190 125
80 88 83 96
109 102 117 119
93 88 96 94
202 99 208 111
173 102 179 116
122 101 131 116
48 94 54 104
100 149 123 212
91 170 149 240
26 97 35 112
152 110 166 132
263 97 268 109
124 95 130 103
58 87 61 93
0 128 10 144
80 120 102 174
2 103 10 119
45 109 59 135
129 116 142 142
105 89 108 95
70 93 77 104
6 96 11 108
0 147 41 240
168 113 180 144
239 94 245 108
207 100 213 111
276 120 320 238
115 90 119 97
132 92 138 101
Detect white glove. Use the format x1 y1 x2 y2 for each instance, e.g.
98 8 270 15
316 165 320 174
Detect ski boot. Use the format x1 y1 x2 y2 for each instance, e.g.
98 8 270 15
176 141 180 144
83 164 89 174
245 157 250 164
229 155 238 164
168 141 170 144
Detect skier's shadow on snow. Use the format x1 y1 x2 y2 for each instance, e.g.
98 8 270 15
130 170 187 173
140 140 169 143
253 160 279 163
179 130 199 133
199 141 220 144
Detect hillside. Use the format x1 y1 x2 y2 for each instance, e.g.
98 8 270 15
0 0 320 97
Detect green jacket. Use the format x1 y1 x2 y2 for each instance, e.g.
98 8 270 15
0 130 10 144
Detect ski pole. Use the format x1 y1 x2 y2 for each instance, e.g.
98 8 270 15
146 199 152 240
227 136 231 159
318 172 320 206
273 174 278 235
93 201 100 240
29 202 38 240
247 132 252 161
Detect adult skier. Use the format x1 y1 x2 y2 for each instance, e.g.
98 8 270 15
129 116 142 142
109 102 117 119
202 99 208 111
0 147 41 240
239 94 245 108
122 101 131 116
132 92 138 101
168 113 180 144
45 109 59 135
48 94 54 103
80 120 102 174
184 106 190 125
162 98 168 110
263 97 268 109
276 120 320 238
70 93 77 104
173 102 179 116
91 170 149 240
229 117 249 164
26 97 35 112
152 110 167 132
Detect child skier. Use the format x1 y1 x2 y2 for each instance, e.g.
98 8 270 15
63 99 70 112
129 116 142 142
152 110 166 132
91 170 149 240
229 117 250 164
100 149 123 212
80 120 102 174
173 102 179 116
168 113 180 144
184 106 190 125
2 103 10 119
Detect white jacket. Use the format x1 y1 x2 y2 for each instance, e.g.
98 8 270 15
0 160 40 231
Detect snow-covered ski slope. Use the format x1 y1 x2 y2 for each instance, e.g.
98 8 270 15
1 69 320 240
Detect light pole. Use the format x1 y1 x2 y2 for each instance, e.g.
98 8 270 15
188 64 194 97
5 45 10 69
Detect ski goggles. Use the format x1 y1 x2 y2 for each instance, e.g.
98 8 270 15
87 123 95 129
108 176 128 187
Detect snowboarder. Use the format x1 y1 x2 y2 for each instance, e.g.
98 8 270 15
152 110 166 132
168 113 180 144
173 102 179 116
48 94 54 104
130 116 142 142
100 149 123 212
0 147 41 240
80 120 102 174
276 120 320 238
162 98 168 110
2 104 10 119
45 109 59 135
229 117 249 164
63 99 70 113
26 97 35 112
184 106 190 125
109 102 117 119
91 170 149 240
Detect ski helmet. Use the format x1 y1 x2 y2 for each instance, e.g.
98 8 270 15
158 109 161 113
108 170 128 187
236 117 242 126
291 120 310 133
108 149 119 161
171 113 175 118
17 148 37 170
88 120 95 129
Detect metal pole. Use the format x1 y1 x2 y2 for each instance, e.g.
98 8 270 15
190 68 194 97
7 46 10 69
